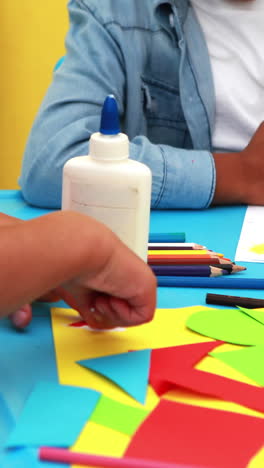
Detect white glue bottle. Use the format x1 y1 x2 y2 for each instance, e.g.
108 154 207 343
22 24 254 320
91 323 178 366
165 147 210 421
62 95 152 261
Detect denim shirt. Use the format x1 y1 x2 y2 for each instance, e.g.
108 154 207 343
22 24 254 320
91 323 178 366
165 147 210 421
20 0 216 209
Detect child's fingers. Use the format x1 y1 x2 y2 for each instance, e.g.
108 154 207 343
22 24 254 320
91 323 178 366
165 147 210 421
10 303 32 328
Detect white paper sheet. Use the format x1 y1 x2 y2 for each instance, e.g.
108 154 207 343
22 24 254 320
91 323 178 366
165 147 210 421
235 206 264 262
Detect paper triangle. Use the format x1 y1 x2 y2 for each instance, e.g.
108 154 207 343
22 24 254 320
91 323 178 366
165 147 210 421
211 345 264 387
77 350 151 404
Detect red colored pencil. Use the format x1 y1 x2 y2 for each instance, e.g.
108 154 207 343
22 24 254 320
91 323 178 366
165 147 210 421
148 256 229 265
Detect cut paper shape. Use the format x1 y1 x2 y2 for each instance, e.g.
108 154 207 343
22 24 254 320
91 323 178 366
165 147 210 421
150 341 222 395
51 306 243 408
0 301 58 450
0 393 14 448
125 399 264 468
238 306 264 326
69 321 87 327
149 341 264 413
90 395 149 435
186 307 264 345
72 421 130 460
77 350 151 404
6 382 100 448
211 346 264 387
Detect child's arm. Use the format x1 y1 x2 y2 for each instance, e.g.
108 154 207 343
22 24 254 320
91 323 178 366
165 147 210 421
0 212 23 226
0 210 156 329
213 122 264 206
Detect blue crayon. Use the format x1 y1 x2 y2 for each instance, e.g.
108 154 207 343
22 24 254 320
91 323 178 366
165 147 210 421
149 232 186 243
157 276 263 289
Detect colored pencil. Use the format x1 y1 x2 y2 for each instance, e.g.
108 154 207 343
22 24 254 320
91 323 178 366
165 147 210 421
149 233 186 243
148 243 205 250
38 447 201 468
157 277 264 289
148 256 228 265
151 265 228 277
148 250 212 255
212 264 247 274
206 293 264 308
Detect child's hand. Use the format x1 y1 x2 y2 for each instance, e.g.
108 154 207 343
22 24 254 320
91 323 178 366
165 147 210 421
1 211 156 329
56 237 157 330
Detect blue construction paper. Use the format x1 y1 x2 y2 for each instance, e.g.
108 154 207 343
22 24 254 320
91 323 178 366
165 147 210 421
78 350 151 404
0 394 14 448
0 303 58 447
6 382 100 448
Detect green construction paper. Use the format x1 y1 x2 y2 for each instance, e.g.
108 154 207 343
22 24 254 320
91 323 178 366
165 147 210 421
186 307 264 345
238 306 264 326
211 345 264 387
90 395 149 435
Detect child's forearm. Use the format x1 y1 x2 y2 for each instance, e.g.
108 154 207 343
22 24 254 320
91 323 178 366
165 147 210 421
0 211 112 316
0 212 23 226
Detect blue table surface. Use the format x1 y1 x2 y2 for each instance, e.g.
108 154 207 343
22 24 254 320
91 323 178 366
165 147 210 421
1 190 264 466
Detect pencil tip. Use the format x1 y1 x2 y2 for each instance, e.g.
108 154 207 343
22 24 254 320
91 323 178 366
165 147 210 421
231 265 247 273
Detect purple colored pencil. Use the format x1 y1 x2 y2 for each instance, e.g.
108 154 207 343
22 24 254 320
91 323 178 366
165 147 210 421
151 265 227 277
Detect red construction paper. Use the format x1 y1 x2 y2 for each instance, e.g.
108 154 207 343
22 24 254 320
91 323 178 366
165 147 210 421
69 321 87 327
125 399 264 468
150 342 264 413
150 341 222 395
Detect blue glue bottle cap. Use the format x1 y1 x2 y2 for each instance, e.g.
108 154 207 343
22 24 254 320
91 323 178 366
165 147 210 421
90 95 129 161
100 95 120 135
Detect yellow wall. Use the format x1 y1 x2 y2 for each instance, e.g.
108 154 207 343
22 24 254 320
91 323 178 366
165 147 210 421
0 2 69 189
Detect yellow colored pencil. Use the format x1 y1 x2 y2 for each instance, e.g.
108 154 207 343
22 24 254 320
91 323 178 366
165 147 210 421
148 250 224 257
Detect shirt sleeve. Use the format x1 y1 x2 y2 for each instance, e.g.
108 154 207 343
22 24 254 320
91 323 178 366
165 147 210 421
19 0 216 209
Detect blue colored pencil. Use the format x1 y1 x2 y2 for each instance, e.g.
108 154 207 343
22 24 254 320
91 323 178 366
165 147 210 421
157 276 262 289
151 265 227 277
149 232 186 243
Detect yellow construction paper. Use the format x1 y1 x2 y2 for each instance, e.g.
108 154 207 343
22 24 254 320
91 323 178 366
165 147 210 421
51 306 211 408
52 306 264 468
71 421 130 468
249 448 264 468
